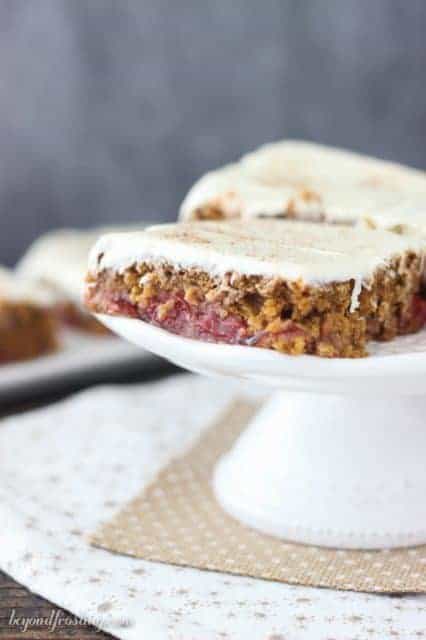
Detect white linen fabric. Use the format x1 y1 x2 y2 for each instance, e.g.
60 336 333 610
0 375 424 639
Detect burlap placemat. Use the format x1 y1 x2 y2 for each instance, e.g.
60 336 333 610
91 400 426 593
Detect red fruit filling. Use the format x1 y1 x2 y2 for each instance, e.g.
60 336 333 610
409 294 426 329
85 281 426 357
92 288 310 347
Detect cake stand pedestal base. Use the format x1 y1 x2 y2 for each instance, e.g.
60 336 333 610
97 314 426 550
213 391 426 549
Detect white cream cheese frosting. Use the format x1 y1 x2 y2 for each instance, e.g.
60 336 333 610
179 141 426 224
18 225 144 304
89 221 423 313
0 267 58 306
360 196 426 240
18 229 111 303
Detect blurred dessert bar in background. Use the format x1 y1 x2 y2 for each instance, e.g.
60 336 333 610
0 267 58 364
84 220 425 358
17 228 109 334
17 226 142 334
179 141 426 225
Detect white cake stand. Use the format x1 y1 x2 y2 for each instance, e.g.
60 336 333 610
97 314 426 550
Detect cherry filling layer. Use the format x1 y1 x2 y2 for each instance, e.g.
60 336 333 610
92 288 308 347
86 283 426 354
409 294 426 330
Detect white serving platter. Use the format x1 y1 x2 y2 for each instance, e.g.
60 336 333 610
0 329 158 402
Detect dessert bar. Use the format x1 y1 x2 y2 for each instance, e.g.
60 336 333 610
0 268 58 364
85 221 425 358
180 141 426 225
18 227 141 334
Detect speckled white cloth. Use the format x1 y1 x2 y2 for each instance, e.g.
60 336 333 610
1 375 425 639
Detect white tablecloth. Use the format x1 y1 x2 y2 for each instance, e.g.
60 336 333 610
1 375 424 639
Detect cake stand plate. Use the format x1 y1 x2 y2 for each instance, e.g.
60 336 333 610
97 314 426 549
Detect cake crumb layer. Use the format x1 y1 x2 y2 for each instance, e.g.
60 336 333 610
0 301 58 364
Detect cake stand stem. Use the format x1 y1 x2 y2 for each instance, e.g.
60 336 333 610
213 391 426 549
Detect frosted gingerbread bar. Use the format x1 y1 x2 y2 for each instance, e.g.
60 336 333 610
85 220 425 358
17 228 113 334
17 227 142 334
180 140 426 225
0 268 58 364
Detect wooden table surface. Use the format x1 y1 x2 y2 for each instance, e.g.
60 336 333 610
0 571 112 638
0 365 177 639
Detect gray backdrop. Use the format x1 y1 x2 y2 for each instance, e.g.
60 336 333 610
2 0 426 264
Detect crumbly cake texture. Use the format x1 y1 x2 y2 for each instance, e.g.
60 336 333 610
359 208 426 290
17 227 141 335
179 140 426 224
85 221 426 358
0 268 58 364
0 301 58 364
